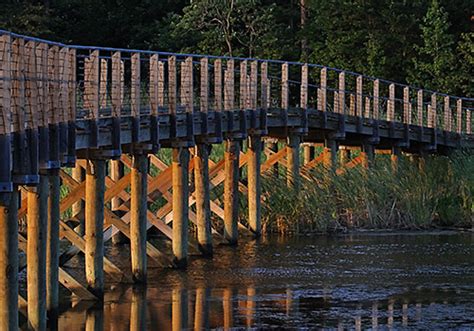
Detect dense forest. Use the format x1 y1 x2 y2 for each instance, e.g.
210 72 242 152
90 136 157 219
0 0 472 96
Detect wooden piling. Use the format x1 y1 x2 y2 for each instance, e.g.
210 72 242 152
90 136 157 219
85 159 105 298
130 154 148 281
339 146 351 166
361 144 375 169
27 175 49 330
0 190 19 331
223 140 239 244
172 147 190 267
286 135 300 190
46 170 60 314
248 135 262 237
194 144 213 256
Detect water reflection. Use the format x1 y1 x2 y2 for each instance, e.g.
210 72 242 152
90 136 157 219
53 284 472 330
52 233 473 329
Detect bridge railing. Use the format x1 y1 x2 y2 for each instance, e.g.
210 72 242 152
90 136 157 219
0 30 473 190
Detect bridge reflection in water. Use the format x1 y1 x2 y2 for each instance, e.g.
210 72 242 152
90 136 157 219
51 284 461 330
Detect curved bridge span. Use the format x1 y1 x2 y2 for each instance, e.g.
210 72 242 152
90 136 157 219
0 30 472 329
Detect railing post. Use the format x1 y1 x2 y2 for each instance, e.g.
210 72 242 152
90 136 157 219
338 72 345 114
456 99 462 134
388 83 395 122
430 93 437 128
373 79 379 120
403 86 411 125
356 75 363 117
444 96 451 132
417 89 423 126
320 67 327 112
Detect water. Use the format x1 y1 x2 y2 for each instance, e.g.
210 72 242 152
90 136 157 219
51 231 473 329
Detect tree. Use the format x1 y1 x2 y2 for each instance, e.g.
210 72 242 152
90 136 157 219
408 0 456 93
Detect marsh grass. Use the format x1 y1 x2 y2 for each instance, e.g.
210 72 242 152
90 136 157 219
242 151 474 234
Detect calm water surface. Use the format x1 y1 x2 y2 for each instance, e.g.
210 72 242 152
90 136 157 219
52 231 473 329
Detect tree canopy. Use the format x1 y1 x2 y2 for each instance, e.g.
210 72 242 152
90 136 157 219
1 0 472 96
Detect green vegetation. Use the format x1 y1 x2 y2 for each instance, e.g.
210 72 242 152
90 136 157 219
1 0 472 97
240 152 474 234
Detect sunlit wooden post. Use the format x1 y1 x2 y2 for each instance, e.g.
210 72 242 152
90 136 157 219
110 51 127 244
282 63 299 190
338 72 345 114
171 56 191 266
430 93 437 128
444 96 451 132
320 67 327 112
84 50 105 298
356 75 363 117
223 59 239 245
247 60 262 236
403 86 411 125
456 99 462 134
301 64 313 164
194 57 213 256
0 37 17 330
373 79 379 120
128 53 148 281
388 83 395 122
417 89 423 126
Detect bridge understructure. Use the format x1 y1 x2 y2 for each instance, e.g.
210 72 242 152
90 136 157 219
0 30 472 330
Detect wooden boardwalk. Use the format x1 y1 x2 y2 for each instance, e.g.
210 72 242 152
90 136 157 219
0 30 473 329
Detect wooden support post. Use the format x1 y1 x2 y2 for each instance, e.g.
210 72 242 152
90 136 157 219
223 140 239 245
391 146 401 174
27 176 49 330
85 159 105 298
323 139 338 170
46 170 60 315
248 135 262 237
339 147 351 166
0 190 19 331
172 148 190 267
72 164 85 234
286 135 300 190
361 144 375 169
130 154 148 281
194 144 213 256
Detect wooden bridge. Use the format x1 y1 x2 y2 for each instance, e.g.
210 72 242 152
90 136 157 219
0 30 473 330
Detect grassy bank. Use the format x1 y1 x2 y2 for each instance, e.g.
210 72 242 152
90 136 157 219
241 151 474 234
